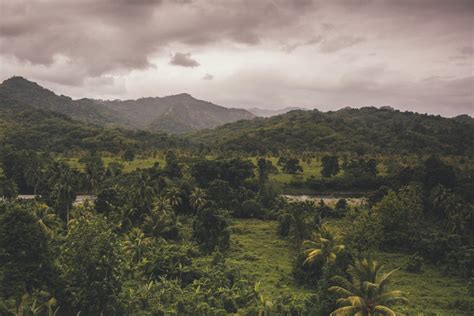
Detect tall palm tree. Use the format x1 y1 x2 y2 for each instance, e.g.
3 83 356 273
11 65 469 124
190 187 207 211
130 172 155 215
329 258 408 316
49 162 75 223
80 154 105 198
303 224 345 266
190 187 207 210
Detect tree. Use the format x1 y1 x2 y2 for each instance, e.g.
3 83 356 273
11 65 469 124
130 172 155 219
190 187 207 211
0 204 55 315
48 162 76 223
303 224 345 267
257 158 273 191
59 215 122 315
374 185 424 248
122 227 152 264
192 204 230 252
321 155 340 178
282 158 303 174
24 152 43 195
0 168 18 200
164 150 181 178
79 153 105 197
165 186 182 209
329 258 408 315
123 148 135 162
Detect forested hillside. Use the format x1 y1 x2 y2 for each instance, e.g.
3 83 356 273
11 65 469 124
0 92 186 153
0 77 254 134
192 107 474 155
0 76 130 127
101 93 255 133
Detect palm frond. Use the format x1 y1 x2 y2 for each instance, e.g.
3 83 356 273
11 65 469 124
373 305 397 316
330 305 362 316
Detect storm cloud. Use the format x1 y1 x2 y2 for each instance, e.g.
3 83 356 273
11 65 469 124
0 0 473 116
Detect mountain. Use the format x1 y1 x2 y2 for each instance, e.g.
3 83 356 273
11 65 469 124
100 93 255 133
0 91 184 152
246 106 307 117
0 76 130 127
0 77 255 133
191 107 474 155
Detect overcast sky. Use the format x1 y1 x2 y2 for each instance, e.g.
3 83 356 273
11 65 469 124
1 0 473 116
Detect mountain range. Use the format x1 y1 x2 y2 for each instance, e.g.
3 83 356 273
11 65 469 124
1 76 473 156
0 77 254 134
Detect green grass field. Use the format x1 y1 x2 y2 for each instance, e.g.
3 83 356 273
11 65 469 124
228 219 310 298
229 219 474 315
61 156 166 172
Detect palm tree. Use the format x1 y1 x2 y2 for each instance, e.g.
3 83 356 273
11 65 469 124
49 162 75 223
165 187 182 209
25 153 43 196
80 154 105 198
303 224 345 266
143 208 176 239
329 258 408 316
122 227 152 264
33 204 60 237
153 196 173 215
190 187 207 211
130 172 155 215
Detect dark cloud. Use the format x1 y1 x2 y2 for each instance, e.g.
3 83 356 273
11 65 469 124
0 0 472 116
169 53 200 67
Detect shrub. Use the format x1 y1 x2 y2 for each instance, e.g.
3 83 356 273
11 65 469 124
405 254 423 273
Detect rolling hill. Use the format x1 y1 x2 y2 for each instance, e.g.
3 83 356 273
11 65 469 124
191 107 474 155
100 93 255 133
246 106 307 117
0 76 255 134
0 91 185 153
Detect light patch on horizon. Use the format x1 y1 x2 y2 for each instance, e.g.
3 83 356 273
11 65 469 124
0 0 472 116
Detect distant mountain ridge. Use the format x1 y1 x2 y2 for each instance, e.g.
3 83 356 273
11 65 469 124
246 106 307 117
0 76 255 133
99 93 255 133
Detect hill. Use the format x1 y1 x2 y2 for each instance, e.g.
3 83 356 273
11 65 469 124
100 93 255 133
191 107 474 155
0 91 185 153
0 76 130 127
247 106 307 117
0 77 255 134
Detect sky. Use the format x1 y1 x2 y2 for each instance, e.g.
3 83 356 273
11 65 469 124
0 0 473 117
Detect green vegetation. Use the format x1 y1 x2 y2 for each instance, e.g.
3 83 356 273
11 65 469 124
0 80 473 315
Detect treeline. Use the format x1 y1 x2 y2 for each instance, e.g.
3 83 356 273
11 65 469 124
191 107 474 155
0 94 188 154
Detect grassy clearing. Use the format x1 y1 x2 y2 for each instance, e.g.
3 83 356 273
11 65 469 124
376 251 473 315
228 219 310 299
230 218 473 315
61 156 166 173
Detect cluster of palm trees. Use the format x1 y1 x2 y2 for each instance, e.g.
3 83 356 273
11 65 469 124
303 225 408 315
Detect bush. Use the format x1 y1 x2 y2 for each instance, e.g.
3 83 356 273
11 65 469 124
405 254 423 273
234 199 262 218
